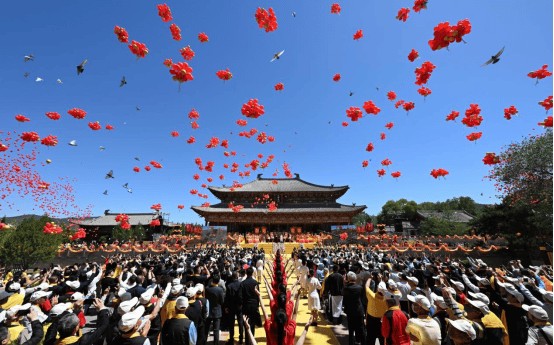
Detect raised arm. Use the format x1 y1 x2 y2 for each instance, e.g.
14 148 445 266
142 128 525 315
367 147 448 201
291 290 301 321
295 316 313 345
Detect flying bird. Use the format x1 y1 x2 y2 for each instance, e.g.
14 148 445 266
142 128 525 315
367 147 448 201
136 106 141 111
99 146 105 151
45 159 52 164
122 183 129 189
482 47 505 66
103 190 108 195
56 79 63 84
126 188 133 193
134 157 140 161
105 170 114 179
270 50 285 62
120 76 127 87
76 59 88 75
23 72 30 78
349 91 354 97
68 140 77 146
35 77 43 82
292 12 296 17
24 54 34 62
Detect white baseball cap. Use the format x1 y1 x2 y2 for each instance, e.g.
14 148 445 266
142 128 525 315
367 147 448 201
171 284 184 295
407 277 419 285
30 291 52 302
407 294 431 311
140 288 155 305
450 280 465 291
466 299 490 315
70 292 85 302
468 292 490 305
118 305 145 332
503 285 524 303
447 319 476 340
175 296 189 310
66 281 80 290
185 287 198 298
195 283 204 293
118 297 139 315
50 302 73 317
522 304 549 321
430 293 448 309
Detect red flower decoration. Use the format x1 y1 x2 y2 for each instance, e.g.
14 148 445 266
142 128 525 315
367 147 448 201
415 61 436 85
45 112 61 120
193 174 200 180
221 139 229 148
538 116 553 128
255 7 278 33
15 114 30 122
461 104 483 127
128 40 149 58
40 135 58 147
340 232 348 241
342 121 349 127
407 49 419 62
387 91 397 101
413 0 428 12
241 99 265 119
88 121 101 130
363 100 381 115
150 161 163 168
394 100 405 109
446 110 460 121
362 160 369 168
150 203 162 211
381 158 392 166
466 132 483 142
482 152 500 165
403 102 415 112
385 122 394 130
21 132 40 142
528 65 552 81
216 69 233 81
377 169 386 177
177 204 185 210
43 222 63 235
268 201 278 212
163 58 173 68
346 106 363 122
150 219 161 227
114 26 129 43
365 142 374 152
0 143 8 152
503 105 518 120
396 8 410 22
169 62 194 83
144 166 151 172
170 131 179 137
418 87 432 98
68 108 86 119
539 96 553 112
236 119 248 127
180 46 195 61
274 83 284 91
206 137 220 149
380 133 386 140
430 168 449 179
353 29 364 40
332 73 341 82
157 4 173 22
133 167 140 172
170 23 181 41
105 124 114 130
188 109 200 120
391 171 401 178
331 3 341 14
428 19 472 51
198 32 209 43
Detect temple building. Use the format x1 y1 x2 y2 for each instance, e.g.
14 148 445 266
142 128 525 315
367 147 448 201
191 174 366 232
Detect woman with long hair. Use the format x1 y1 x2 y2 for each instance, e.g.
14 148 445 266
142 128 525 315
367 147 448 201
306 269 322 326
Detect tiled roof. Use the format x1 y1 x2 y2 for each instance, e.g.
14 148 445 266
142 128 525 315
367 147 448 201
208 174 348 193
417 210 474 223
192 203 366 214
72 213 158 227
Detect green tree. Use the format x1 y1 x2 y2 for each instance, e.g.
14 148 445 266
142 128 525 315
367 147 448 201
377 199 418 224
0 216 65 268
419 217 470 236
352 212 372 225
486 131 553 240
112 224 146 242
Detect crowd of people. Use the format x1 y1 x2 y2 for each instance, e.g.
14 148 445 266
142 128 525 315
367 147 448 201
0 244 551 345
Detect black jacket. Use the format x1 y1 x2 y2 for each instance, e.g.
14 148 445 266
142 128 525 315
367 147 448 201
45 309 110 345
21 320 44 345
240 277 259 316
161 316 194 345
224 280 243 312
205 285 225 319
342 283 365 318
324 273 344 296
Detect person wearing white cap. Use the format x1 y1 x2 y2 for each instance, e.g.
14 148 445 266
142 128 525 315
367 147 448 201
30 290 52 323
161 284 183 326
405 294 442 345
161 296 197 345
1 282 24 310
113 305 151 345
523 304 553 345
449 280 467 305
464 299 505 345
493 278 529 345
43 299 108 345
446 319 476 345
0 307 43 345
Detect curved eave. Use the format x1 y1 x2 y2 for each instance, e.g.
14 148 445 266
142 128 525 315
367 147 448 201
191 205 366 217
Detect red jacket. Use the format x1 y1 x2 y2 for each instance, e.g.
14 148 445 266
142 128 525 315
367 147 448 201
381 306 410 345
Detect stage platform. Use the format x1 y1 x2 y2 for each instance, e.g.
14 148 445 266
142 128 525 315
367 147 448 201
241 242 316 254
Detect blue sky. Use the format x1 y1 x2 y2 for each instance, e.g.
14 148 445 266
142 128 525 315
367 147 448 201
0 1 552 223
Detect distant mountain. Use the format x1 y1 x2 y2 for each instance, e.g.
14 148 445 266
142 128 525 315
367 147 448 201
1 214 72 225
